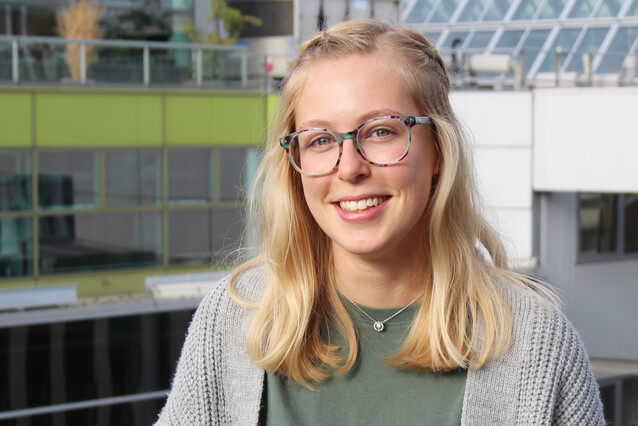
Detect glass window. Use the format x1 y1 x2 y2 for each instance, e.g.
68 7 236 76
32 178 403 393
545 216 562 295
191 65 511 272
538 0 570 18
569 0 599 17
0 216 33 278
425 31 442 44
467 31 496 50
484 0 514 20
0 151 32 211
219 147 258 202
629 0 638 15
596 0 628 17
538 28 583 72
38 150 99 210
405 0 437 23
520 29 551 73
495 29 525 50
443 31 471 49
430 0 462 22
579 193 617 254
512 0 543 19
624 193 638 253
458 0 489 21
597 26 638 73
39 211 162 274
566 27 609 72
105 149 161 207
168 148 214 205
168 207 243 264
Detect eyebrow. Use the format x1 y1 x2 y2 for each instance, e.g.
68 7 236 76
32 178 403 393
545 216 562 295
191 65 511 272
297 109 407 130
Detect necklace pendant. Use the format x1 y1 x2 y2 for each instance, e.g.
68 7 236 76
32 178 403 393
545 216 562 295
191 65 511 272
373 321 385 332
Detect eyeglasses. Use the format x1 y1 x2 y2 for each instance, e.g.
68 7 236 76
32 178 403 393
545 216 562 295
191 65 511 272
279 115 432 177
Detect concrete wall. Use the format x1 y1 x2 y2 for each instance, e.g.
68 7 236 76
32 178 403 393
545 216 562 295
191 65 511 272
534 87 638 193
537 193 638 360
451 91 534 265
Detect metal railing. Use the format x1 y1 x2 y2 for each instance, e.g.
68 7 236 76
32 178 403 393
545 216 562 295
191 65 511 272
0 35 249 89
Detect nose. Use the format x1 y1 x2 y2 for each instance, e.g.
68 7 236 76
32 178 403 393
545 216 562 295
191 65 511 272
337 135 370 182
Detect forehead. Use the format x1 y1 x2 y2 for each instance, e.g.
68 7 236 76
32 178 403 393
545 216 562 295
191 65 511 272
293 53 418 130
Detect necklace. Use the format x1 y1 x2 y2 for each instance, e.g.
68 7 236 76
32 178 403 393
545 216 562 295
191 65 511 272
341 291 424 332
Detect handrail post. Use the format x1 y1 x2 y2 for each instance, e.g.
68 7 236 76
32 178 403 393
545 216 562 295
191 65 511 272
143 45 150 86
240 47 247 88
80 42 87 85
554 47 562 87
196 47 203 87
12 39 19 84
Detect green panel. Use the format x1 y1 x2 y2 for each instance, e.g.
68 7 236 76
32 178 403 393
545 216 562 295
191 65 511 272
210 97 266 145
166 95 267 146
36 94 162 146
267 94 280 129
165 96 211 144
0 93 32 147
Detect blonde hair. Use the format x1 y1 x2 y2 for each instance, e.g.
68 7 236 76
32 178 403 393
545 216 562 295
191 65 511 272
230 19 551 388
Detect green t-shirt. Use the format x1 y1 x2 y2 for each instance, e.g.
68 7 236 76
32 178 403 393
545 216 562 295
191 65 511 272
263 298 467 425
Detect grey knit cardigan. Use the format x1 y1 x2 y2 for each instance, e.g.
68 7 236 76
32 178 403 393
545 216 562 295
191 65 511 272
156 266 605 425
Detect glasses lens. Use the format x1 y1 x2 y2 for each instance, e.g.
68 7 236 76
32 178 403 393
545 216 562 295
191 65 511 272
357 117 409 165
289 129 339 175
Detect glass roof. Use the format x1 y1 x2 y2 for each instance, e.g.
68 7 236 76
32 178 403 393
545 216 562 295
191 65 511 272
403 0 638 82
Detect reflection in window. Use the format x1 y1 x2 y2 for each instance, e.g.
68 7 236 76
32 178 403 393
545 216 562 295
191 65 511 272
538 28 582 72
405 0 437 23
431 0 462 22
569 0 599 17
458 0 489 22
443 31 471 49
566 27 609 72
484 0 514 20
168 207 243 264
495 30 525 50
0 216 33 277
538 0 569 18
513 0 543 20
521 29 551 73
624 193 638 253
467 31 495 50
596 0 629 17
425 32 442 44
579 193 617 254
0 150 32 212
629 0 638 15
168 149 214 204
219 147 259 202
0 310 193 424
39 211 162 274
597 26 638 73
105 150 161 207
38 150 99 210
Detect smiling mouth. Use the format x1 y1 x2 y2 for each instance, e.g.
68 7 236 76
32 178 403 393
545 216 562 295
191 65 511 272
339 196 389 212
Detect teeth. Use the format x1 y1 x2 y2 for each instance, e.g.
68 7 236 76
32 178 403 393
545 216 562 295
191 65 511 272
339 197 386 212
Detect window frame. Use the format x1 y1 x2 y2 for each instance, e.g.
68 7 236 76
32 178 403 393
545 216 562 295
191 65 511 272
577 192 638 263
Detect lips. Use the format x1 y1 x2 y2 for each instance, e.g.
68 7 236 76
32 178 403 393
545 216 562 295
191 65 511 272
338 196 389 212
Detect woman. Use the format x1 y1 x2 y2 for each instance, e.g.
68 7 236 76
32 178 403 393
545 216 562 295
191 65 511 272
157 20 604 425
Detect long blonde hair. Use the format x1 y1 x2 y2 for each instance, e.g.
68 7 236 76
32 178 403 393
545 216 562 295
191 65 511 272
230 19 550 388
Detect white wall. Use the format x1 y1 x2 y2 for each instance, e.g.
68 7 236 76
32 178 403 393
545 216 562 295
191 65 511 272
533 87 638 193
451 92 534 264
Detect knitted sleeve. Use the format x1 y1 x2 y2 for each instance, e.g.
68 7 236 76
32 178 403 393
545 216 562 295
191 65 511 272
512 289 606 425
550 314 606 425
155 282 228 425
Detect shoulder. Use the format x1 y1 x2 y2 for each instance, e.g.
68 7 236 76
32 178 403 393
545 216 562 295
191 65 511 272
194 263 268 330
465 280 604 424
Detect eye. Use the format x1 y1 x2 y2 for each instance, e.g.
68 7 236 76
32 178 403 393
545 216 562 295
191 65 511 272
372 128 393 138
311 135 334 146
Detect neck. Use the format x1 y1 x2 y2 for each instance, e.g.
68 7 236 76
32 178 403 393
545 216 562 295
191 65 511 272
332 245 428 308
